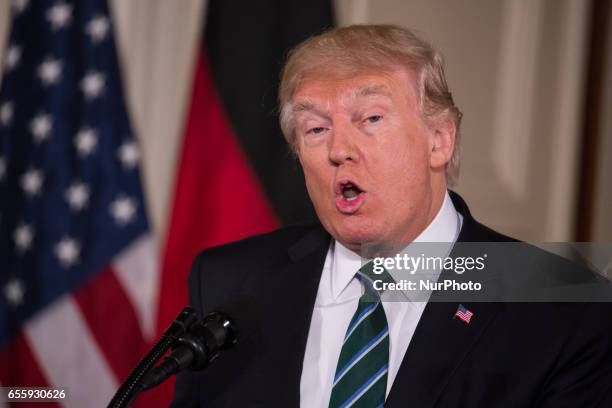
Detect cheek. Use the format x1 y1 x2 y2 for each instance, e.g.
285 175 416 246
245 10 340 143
300 155 330 199
370 136 430 200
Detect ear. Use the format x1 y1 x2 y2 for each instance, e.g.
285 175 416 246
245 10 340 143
429 118 456 169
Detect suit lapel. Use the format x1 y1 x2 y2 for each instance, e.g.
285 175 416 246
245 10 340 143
385 300 500 407
284 226 331 383
254 226 331 407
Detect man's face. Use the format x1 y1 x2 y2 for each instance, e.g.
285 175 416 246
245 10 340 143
292 69 449 252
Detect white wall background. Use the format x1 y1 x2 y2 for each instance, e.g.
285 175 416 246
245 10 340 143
1 0 609 242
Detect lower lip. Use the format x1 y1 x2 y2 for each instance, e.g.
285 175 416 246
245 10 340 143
335 192 366 214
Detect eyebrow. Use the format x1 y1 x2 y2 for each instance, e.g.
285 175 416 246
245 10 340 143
291 83 393 115
349 84 393 100
292 100 318 114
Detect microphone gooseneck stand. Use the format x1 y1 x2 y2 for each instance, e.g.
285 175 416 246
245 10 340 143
107 307 198 408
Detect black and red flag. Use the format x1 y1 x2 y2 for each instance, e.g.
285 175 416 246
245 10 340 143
152 1 334 404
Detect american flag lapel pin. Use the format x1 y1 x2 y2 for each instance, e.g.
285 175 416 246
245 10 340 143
454 304 474 324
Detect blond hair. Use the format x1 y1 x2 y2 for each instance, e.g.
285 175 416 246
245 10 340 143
278 24 463 186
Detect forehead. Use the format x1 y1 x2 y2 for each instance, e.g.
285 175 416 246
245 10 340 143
291 69 419 108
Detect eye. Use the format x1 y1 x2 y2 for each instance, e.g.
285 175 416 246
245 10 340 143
307 127 327 135
365 115 383 123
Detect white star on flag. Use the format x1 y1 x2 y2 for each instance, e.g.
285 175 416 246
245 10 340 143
12 0 29 14
4 277 25 307
109 195 137 226
54 236 80 268
30 113 53 143
80 71 105 100
0 156 6 181
38 57 63 86
0 101 14 126
74 127 98 157
14 223 34 252
4 45 21 71
117 140 140 169
46 1 73 30
86 15 110 43
20 168 43 197
65 181 90 211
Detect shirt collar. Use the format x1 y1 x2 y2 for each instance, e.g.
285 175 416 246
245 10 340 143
413 190 462 243
330 239 363 302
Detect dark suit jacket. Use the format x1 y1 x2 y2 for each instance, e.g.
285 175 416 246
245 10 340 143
172 192 612 407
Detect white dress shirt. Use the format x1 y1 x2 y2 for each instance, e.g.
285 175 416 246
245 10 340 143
300 191 462 407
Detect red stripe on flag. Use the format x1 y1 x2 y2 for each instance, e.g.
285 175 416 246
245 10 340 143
0 333 59 408
151 53 279 405
72 266 147 386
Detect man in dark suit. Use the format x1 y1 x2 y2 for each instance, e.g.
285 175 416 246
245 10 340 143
172 25 612 407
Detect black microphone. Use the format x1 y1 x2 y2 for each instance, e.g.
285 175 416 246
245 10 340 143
139 311 238 390
107 307 238 408
108 307 199 408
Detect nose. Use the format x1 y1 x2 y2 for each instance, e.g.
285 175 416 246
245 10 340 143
328 119 359 165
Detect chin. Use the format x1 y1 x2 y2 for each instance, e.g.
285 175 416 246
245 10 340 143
331 217 384 249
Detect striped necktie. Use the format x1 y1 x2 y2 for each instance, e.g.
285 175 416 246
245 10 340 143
328 263 393 408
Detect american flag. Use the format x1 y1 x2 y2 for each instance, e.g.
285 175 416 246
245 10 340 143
454 304 474 324
0 0 159 406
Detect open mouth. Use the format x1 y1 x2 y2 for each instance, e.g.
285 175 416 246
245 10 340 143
335 179 366 213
